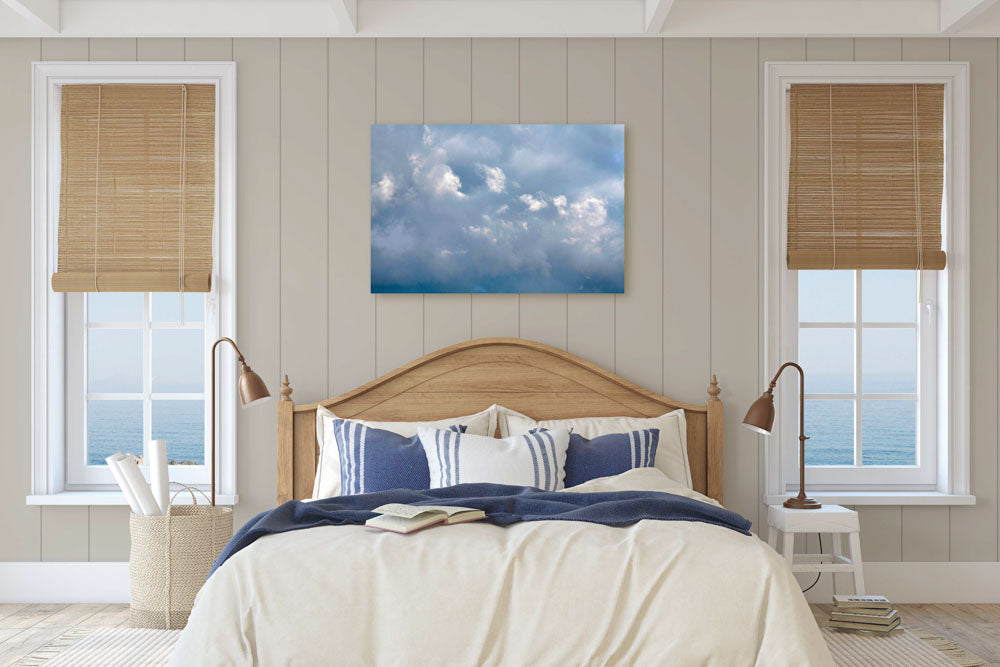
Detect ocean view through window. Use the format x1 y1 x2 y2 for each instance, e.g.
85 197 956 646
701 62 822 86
86 292 207 466
799 270 920 467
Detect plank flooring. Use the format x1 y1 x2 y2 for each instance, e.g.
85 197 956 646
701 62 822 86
0 604 129 666
0 603 997 665
812 603 1000 666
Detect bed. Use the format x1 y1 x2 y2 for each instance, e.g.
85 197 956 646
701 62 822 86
171 338 833 665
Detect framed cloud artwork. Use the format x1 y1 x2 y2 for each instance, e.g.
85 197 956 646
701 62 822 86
370 124 625 293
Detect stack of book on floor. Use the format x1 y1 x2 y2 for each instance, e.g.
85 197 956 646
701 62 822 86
829 595 901 634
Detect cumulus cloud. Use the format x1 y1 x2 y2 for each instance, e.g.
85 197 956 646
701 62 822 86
477 164 507 193
371 123 624 293
519 193 548 212
372 173 395 203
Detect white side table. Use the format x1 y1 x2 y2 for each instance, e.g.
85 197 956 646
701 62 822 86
767 504 865 595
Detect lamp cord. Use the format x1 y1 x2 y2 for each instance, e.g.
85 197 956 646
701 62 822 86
801 533 823 593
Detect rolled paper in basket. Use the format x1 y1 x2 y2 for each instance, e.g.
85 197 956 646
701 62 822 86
149 440 170 516
106 454 142 514
116 454 161 516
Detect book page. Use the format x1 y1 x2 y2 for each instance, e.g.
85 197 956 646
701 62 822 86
414 505 480 517
372 503 443 519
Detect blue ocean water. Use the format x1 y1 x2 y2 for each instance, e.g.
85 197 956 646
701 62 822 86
88 400 205 465
804 397 916 466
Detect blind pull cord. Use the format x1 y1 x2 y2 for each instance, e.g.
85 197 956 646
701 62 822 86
828 84 837 270
93 84 102 292
178 85 188 294
912 84 924 272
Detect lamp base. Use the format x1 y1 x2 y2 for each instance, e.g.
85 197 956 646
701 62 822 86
783 496 822 510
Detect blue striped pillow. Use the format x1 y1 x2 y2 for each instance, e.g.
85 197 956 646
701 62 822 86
556 428 660 487
333 419 465 496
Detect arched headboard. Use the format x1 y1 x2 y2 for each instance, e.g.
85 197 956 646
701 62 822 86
277 338 724 504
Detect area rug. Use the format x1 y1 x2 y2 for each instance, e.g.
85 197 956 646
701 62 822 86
821 625 986 667
12 627 181 666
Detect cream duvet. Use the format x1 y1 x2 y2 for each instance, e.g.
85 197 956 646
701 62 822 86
171 469 832 666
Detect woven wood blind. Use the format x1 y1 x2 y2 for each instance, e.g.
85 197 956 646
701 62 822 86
787 83 946 270
52 84 216 292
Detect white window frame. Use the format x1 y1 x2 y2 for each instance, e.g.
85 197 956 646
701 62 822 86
763 61 972 504
29 61 238 505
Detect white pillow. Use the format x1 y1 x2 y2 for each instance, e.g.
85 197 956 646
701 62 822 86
498 406 692 489
418 427 571 491
312 404 498 499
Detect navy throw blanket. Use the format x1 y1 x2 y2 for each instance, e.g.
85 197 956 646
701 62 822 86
211 483 751 576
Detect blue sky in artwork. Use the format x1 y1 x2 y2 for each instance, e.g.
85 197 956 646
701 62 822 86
370 124 625 293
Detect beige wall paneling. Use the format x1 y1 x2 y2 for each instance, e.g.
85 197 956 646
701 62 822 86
710 38 759 529
902 507 951 561
38 38 89 563
614 39 663 392
40 38 86 61
233 39 281 525
805 38 854 61
853 38 902 61
0 38 41 562
950 38 999 562
280 39 329 403
663 39 710 406
89 39 137 61
469 39 520 339
758 38 806 531
856 506 903 561
899 38 952 561
137 39 185 61
375 39 425 375
330 39 377 394
183 38 233 61
422 39 473 353
88 507 131 561
902 38 951 61
517 39 569 350
564 38 615 371
41 507 89 562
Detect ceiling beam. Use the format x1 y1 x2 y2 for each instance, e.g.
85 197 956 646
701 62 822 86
330 0 357 32
644 0 675 33
940 0 1000 32
1 0 59 31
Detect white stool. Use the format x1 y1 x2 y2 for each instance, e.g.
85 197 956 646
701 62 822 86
767 504 865 595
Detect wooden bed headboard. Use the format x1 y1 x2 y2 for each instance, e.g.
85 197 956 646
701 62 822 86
276 338 724 504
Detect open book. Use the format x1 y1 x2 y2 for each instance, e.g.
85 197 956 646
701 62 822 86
365 503 486 534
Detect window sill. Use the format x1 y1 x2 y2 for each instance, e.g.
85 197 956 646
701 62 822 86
766 492 975 506
26 492 239 506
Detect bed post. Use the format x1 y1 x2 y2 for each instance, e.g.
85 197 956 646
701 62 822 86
277 374 294 504
706 375 724 505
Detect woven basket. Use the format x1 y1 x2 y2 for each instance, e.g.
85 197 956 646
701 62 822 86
128 486 232 629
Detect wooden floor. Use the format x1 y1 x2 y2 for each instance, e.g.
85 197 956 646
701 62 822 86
0 603 129 666
812 603 1000 666
0 603 997 665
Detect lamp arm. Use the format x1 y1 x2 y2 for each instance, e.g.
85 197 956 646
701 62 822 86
212 336 245 364
767 361 807 445
209 336 243 508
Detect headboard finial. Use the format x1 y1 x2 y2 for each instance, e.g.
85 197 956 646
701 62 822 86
707 374 721 402
280 374 293 402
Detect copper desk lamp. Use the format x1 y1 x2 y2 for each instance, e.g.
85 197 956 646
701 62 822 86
210 337 271 506
743 362 821 510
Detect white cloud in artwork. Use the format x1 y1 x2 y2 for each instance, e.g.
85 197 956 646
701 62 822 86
422 125 434 146
478 164 507 193
560 194 612 253
431 163 467 198
519 193 548 212
439 248 468 257
552 194 567 215
497 204 509 214
372 173 395 203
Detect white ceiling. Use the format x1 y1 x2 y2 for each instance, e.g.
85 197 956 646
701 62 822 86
3 0 1000 38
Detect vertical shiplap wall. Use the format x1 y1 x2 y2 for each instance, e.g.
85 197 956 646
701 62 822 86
0 37 998 567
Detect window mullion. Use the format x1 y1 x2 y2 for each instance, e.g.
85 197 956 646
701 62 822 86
142 292 152 465
854 270 863 467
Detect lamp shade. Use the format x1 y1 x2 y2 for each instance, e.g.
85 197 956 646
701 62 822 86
238 363 271 407
742 391 775 435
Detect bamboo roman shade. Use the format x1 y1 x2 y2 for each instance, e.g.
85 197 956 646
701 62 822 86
52 83 216 292
786 83 946 270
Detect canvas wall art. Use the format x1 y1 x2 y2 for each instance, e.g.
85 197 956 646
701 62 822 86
370 124 625 293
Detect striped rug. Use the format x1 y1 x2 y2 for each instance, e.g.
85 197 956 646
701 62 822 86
822 626 986 667
13 627 181 666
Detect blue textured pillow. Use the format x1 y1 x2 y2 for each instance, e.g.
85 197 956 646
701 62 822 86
560 428 660 487
333 419 466 496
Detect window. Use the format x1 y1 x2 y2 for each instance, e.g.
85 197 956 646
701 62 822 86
764 62 971 501
30 62 236 503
